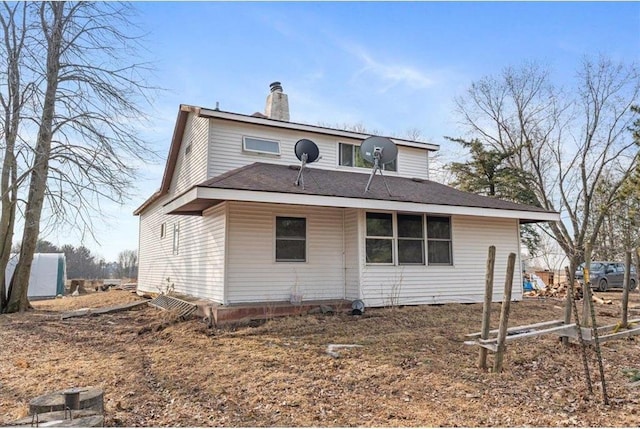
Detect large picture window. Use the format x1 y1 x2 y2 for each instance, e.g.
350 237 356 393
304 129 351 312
339 143 397 172
275 217 306 262
365 212 452 266
397 214 425 264
427 216 452 265
366 212 394 263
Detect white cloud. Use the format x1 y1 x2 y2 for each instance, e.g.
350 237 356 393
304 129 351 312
343 42 435 92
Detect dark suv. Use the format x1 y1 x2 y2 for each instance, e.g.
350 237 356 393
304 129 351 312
575 261 638 292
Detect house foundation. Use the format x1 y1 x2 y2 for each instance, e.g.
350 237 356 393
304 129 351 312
194 299 353 326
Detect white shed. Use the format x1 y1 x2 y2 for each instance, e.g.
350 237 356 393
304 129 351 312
5 253 67 299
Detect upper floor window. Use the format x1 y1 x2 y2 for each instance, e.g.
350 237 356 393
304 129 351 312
243 136 280 155
338 143 397 172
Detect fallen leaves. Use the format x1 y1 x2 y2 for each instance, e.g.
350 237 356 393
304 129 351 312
1 290 640 426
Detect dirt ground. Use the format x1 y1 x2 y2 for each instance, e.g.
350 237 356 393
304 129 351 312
1 289 640 427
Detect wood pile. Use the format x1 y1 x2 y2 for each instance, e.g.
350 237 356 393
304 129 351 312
524 282 580 299
524 282 612 304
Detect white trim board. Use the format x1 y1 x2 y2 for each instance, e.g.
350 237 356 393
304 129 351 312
164 187 560 222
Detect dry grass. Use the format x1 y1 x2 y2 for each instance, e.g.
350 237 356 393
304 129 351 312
2 289 640 426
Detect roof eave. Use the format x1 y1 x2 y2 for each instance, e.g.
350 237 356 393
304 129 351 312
163 186 561 223
133 105 195 216
196 108 440 151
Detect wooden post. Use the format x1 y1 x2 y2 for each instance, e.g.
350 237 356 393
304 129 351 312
582 244 593 327
479 246 496 370
494 252 516 373
622 250 632 328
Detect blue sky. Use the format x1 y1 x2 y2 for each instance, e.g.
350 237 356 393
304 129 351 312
41 1 640 261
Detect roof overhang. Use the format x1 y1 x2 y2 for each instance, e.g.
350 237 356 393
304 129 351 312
164 187 561 224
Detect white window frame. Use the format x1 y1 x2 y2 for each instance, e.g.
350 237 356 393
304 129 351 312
426 215 453 266
274 216 307 263
363 212 452 266
365 211 395 265
338 142 397 172
172 222 180 255
243 136 281 156
397 213 425 265
160 222 166 239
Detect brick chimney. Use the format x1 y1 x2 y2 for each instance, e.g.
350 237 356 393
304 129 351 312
264 81 289 121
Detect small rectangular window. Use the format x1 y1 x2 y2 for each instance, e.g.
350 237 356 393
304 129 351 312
366 212 393 264
339 143 354 167
160 222 166 239
172 223 180 255
338 143 397 171
427 216 452 265
398 214 425 265
276 217 306 262
184 142 192 156
243 136 280 155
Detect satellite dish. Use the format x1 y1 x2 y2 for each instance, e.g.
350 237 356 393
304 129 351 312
294 138 320 189
360 136 398 166
360 136 397 194
295 138 320 163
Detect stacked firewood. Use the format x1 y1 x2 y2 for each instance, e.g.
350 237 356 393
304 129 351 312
524 282 580 298
524 282 613 304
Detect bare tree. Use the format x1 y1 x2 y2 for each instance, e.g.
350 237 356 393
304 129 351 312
0 2 30 310
454 57 639 277
3 2 156 313
117 249 137 279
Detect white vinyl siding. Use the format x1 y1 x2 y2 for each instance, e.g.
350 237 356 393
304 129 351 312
225 202 345 304
344 209 360 300
397 146 429 180
170 113 209 195
207 118 431 179
137 197 226 302
358 215 522 307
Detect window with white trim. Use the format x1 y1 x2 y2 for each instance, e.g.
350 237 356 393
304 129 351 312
243 136 280 155
339 143 397 171
427 216 452 265
397 214 425 264
364 213 452 266
365 212 394 264
160 222 166 239
172 222 180 255
275 217 306 262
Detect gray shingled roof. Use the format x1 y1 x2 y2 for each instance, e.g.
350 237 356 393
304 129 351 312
196 162 552 214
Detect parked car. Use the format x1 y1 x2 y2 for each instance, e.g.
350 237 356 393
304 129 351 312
575 261 638 292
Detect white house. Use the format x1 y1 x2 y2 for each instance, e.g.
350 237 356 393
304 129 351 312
134 82 559 307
